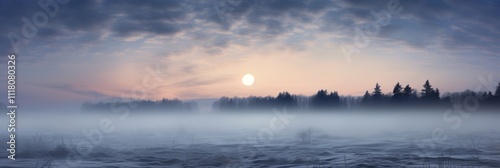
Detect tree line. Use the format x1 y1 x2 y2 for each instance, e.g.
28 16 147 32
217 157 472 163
212 80 500 112
81 98 198 113
80 80 500 113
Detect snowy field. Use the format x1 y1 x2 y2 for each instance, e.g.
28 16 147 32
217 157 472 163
1 111 500 167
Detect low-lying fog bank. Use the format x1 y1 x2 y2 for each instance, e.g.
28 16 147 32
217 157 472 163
1 110 499 167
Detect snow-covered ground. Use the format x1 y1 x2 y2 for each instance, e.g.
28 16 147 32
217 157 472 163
1 111 499 167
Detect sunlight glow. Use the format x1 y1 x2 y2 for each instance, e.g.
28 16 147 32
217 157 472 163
242 74 254 86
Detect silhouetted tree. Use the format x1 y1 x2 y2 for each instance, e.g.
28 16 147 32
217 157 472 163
329 91 341 107
82 98 198 113
276 91 297 109
361 91 371 105
495 83 500 97
310 90 341 110
421 80 440 103
434 88 441 100
392 82 403 103
209 80 500 112
421 80 434 97
310 90 327 109
485 91 497 108
372 83 383 103
403 84 413 100
218 97 237 111
393 82 402 95
494 83 500 106
247 96 275 110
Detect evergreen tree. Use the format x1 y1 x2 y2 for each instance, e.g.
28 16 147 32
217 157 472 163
421 80 440 104
495 83 500 105
372 83 383 103
392 82 403 103
403 84 413 100
486 91 495 107
373 83 382 95
421 80 434 98
310 90 332 109
276 91 297 109
329 91 341 107
434 88 441 100
495 83 500 97
361 91 371 105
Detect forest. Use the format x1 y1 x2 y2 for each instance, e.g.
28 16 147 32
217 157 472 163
80 80 500 113
80 98 199 113
212 80 500 112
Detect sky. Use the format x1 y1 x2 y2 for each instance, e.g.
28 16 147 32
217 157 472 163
0 0 499 108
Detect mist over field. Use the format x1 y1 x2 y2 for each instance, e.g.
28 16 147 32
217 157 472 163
1 110 500 167
1 0 500 167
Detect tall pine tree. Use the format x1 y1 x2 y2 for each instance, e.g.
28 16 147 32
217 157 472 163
403 84 413 100
495 83 500 97
361 91 371 105
372 83 383 103
392 82 403 103
421 80 440 103
421 80 434 98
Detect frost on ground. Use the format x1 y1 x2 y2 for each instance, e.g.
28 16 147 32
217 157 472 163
1 112 499 167
1 131 499 167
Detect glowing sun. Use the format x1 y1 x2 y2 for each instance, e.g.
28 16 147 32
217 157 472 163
242 74 254 86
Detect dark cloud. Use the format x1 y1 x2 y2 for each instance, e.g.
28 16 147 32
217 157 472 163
37 27 59 38
103 0 183 10
317 0 500 57
55 0 110 31
112 19 181 37
1 0 500 60
266 0 308 11
306 0 335 11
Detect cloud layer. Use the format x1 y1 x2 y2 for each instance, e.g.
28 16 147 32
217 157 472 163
0 0 499 104
1 0 499 58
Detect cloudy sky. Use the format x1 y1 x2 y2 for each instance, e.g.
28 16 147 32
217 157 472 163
1 0 499 108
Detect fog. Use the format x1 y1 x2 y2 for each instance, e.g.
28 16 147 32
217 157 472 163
16 110 500 136
2 110 499 167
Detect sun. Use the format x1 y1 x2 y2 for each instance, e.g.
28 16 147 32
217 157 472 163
242 74 254 86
